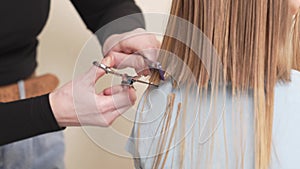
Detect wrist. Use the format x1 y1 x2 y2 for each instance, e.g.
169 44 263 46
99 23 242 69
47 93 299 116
49 90 78 127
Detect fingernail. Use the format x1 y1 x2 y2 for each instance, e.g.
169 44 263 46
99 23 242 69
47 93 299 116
102 56 112 66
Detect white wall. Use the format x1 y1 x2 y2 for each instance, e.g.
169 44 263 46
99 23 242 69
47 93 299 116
37 0 171 168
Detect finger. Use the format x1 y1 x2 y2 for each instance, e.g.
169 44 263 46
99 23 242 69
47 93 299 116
101 106 131 126
137 69 151 77
88 57 114 85
101 55 115 67
98 89 136 113
103 28 159 55
108 52 149 74
84 65 106 86
139 47 160 63
102 29 148 55
127 87 137 104
83 57 113 85
119 35 161 60
103 85 124 95
120 34 160 51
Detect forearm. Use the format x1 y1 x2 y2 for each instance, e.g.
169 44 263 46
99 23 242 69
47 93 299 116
70 0 145 44
94 0 145 44
0 94 62 146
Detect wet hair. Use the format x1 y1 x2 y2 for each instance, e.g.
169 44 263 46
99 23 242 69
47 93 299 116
293 14 300 71
148 0 299 169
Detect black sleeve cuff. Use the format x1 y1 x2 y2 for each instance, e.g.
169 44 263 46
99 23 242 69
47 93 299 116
0 94 64 146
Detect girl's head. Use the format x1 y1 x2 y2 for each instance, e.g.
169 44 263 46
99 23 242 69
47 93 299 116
153 0 296 86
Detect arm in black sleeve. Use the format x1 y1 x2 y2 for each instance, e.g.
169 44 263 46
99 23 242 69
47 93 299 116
70 0 145 44
0 94 63 146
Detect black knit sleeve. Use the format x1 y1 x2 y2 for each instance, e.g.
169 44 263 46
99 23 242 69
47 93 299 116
0 94 63 146
70 0 145 44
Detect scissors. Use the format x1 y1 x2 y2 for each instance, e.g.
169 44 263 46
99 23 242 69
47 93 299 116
93 61 162 87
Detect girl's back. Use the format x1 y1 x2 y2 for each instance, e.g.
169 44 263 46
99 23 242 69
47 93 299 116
127 70 300 169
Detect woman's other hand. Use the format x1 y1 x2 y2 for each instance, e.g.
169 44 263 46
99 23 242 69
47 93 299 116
103 28 161 76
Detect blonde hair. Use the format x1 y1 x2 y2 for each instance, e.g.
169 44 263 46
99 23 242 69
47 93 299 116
293 13 300 71
148 0 298 169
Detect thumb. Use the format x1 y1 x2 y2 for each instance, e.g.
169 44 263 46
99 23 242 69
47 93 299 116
101 55 114 67
86 57 113 85
94 57 114 82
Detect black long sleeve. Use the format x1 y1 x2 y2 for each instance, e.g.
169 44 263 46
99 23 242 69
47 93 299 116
0 94 62 146
70 0 145 44
0 0 144 86
0 0 144 145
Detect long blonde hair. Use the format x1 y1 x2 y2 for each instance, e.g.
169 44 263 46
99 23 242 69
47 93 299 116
149 0 298 169
293 14 300 71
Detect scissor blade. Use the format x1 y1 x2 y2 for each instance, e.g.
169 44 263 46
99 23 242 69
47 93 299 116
133 79 159 87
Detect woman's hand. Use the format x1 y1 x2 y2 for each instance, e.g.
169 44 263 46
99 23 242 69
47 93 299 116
49 57 137 127
103 28 161 75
